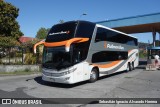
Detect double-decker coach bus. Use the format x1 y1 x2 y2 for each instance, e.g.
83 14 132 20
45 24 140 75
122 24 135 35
34 21 139 84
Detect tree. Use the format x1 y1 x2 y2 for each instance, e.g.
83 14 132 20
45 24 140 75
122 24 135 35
36 27 50 39
0 0 23 46
0 36 20 46
59 20 64 24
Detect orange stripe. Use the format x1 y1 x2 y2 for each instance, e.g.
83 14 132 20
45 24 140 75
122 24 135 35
128 50 132 54
33 40 45 53
66 38 89 47
33 38 89 53
93 60 121 68
43 38 89 47
44 40 68 47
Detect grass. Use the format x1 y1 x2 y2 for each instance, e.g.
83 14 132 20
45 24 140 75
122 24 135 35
0 69 41 76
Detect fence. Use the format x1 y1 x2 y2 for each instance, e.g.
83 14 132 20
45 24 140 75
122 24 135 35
0 46 42 65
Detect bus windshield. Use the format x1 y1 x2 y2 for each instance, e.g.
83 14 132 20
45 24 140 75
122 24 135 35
42 47 72 70
42 21 96 70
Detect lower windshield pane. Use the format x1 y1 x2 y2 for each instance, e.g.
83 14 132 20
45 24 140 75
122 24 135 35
42 47 72 70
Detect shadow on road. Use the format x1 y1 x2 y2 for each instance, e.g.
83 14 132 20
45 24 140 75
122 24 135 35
137 61 147 69
98 70 127 81
34 76 88 88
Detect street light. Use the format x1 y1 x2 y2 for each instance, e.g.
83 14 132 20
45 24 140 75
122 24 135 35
82 13 87 15
79 13 87 20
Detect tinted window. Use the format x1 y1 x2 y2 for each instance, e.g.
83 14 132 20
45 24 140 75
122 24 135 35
95 28 107 42
72 42 89 64
72 21 95 64
46 22 77 42
95 27 138 46
76 21 95 38
92 51 128 63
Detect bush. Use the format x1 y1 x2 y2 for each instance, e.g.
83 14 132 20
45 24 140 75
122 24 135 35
24 53 37 64
0 59 2 64
139 50 147 58
16 52 22 57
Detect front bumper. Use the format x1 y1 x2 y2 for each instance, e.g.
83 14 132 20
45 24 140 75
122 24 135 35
42 73 74 84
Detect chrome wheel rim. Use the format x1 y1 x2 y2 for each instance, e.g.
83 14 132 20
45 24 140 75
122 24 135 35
90 71 96 80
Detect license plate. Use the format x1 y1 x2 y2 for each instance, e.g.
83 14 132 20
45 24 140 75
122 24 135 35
49 78 55 81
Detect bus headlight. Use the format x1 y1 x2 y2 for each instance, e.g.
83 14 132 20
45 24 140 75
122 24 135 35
42 71 51 76
61 67 77 75
42 68 77 77
68 67 77 73
65 77 70 80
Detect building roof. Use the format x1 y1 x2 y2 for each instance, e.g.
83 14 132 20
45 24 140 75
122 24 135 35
19 36 34 43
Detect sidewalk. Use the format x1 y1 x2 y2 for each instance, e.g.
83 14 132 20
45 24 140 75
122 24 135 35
0 73 41 81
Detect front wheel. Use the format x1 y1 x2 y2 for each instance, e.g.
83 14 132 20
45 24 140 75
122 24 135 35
89 69 98 83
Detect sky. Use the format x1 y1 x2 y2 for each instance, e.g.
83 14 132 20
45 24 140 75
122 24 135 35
5 0 160 43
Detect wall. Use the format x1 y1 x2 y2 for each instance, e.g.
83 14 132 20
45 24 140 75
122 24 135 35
0 65 40 72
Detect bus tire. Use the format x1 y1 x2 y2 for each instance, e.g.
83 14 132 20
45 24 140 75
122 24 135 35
129 62 133 71
126 64 130 72
128 63 132 71
132 62 135 70
89 68 98 83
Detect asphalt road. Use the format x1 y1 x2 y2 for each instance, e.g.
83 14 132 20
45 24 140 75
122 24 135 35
0 62 160 107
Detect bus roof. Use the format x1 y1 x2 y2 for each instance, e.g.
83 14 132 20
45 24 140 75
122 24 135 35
53 20 95 26
51 20 137 39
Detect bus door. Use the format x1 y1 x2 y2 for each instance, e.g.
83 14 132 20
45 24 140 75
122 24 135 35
73 49 90 82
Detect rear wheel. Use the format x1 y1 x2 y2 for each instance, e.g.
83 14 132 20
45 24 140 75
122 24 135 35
132 62 135 70
127 63 132 71
126 64 130 72
89 69 98 83
129 63 133 71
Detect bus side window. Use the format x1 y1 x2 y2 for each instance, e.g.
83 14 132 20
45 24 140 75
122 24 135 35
92 51 128 63
95 28 107 42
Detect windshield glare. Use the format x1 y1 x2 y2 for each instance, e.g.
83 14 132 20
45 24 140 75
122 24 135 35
42 47 72 70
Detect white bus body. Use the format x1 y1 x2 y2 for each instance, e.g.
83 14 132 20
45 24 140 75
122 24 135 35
34 21 139 84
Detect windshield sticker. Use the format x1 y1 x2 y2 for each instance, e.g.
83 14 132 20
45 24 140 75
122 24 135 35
49 31 70 35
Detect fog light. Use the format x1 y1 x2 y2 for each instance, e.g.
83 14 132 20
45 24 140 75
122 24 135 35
65 77 70 80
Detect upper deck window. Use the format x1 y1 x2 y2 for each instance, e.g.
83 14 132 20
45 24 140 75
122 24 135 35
75 21 95 38
95 27 138 46
46 22 77 42
46 21 96 43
